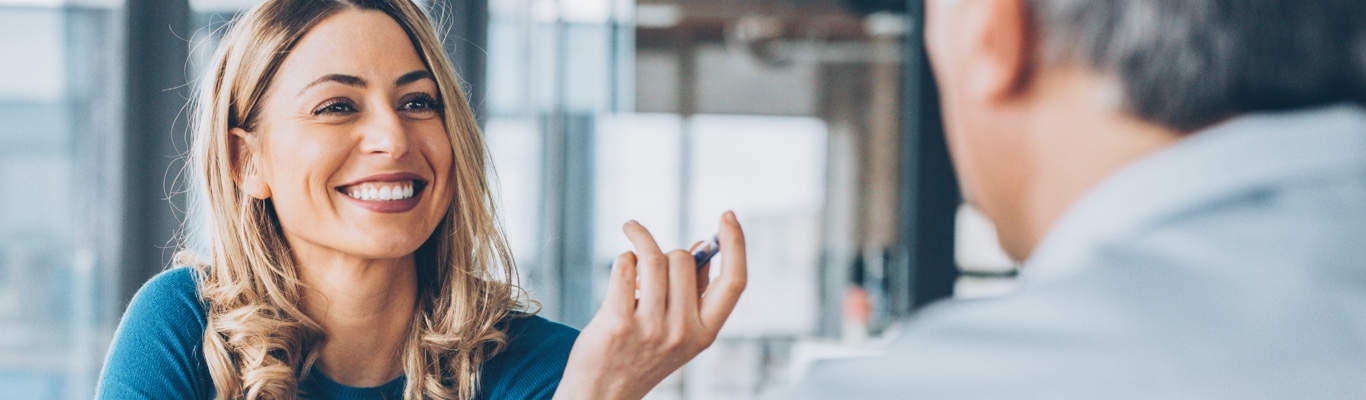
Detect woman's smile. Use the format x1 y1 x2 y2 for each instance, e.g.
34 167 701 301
224 8 456 260
335 172 429 213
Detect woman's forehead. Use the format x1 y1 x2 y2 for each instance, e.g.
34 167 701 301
271 9 429 94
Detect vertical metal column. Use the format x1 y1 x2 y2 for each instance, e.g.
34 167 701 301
815 64 857 338
556 113 597 328
893 0 960 314
119 0 191 307
675 35 696 254
539 19 599 328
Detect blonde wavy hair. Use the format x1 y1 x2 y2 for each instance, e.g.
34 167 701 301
180 0 523 398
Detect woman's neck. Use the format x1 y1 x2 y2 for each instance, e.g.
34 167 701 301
293 246 418 388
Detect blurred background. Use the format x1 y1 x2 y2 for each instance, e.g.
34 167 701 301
0 0 1018 398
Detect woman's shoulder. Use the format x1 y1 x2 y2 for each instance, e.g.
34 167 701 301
139 266 206 303
129 266 210 327
97 266 213 398
478 313 579 399
494 312 579 368
121 266 209 329
503 312 580 346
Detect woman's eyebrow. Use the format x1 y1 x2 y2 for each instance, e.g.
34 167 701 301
295 70 431 96
395 70 433 87
298 73 366 96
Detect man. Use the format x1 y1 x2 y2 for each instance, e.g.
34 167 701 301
770 0 1366 398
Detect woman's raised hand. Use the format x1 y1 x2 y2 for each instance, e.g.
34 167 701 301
554 211 747 400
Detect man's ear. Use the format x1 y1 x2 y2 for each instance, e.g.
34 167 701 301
963 0 1035 103
229 127 272 200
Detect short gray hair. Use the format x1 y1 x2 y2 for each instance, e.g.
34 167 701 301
1029 0 1366 131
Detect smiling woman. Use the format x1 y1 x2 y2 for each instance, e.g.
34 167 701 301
95 1 747 399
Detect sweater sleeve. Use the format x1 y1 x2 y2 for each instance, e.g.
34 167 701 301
478 314 580 400
96 267 214 399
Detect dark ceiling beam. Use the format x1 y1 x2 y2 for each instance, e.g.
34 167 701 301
635 14 872 48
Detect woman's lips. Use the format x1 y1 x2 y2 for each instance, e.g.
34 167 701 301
342 180 418 201
335 175 428 214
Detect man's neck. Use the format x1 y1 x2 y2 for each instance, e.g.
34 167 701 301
1017 70 1184 260
290 241 418 387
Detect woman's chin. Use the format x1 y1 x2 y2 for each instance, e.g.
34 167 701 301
335 238 427 261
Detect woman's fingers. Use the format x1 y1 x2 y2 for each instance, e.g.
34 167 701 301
604 251 638 316
665 249 699 323
701 211 747 331
619 214 742 332
559 214 743 400
624 221 669 316
688 240 711 296
623 220 665 256
696 262 711 297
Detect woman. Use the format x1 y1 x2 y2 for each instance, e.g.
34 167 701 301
95 0 747 399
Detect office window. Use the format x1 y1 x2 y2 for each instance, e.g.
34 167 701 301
0 2 123 399
685 114 827 336
484 117 545 272
592 113 829 337
593 113 683 259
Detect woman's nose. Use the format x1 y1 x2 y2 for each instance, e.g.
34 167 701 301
358 105 410 158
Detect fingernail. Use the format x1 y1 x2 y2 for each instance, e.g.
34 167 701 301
725 211 737 222
626 219 638 226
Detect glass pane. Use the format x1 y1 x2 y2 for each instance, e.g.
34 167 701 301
486 7 529 116
686 114 828 336
189 0 253 11
484 117 544 274
593 113 683 260
644 114 828 400
0 4 122 399
486 0 555 300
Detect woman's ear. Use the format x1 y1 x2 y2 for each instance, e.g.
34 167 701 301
229 127 272 200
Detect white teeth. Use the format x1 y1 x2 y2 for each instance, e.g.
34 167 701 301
343 181 417 201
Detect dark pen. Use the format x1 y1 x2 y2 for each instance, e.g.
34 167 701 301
691 234 721 269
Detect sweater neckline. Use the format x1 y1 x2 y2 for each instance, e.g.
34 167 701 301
302 371 406 400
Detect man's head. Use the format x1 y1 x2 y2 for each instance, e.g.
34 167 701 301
924 0 1366 260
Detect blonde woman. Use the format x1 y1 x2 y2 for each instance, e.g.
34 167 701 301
95 0 747 399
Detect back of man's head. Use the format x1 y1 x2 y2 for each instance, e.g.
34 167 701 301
1030 0 1366 131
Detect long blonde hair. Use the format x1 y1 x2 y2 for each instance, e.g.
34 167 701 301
182 1 522 398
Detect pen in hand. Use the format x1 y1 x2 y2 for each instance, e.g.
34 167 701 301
691 234 721 270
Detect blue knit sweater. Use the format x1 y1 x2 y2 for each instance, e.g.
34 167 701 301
95 267 579 399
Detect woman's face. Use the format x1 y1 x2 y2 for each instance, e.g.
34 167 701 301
233 9 454 261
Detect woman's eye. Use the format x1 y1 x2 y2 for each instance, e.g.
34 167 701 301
313 99 356 116
399 94 442 114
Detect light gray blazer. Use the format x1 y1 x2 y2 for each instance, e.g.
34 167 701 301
769 104 1366 399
